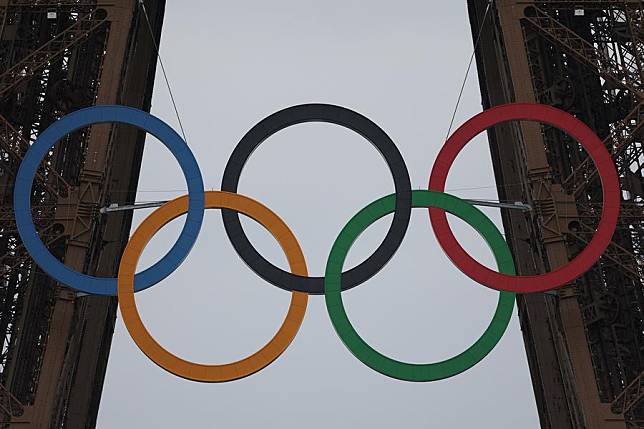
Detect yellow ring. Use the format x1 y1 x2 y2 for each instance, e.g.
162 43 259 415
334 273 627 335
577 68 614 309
117 191 308 382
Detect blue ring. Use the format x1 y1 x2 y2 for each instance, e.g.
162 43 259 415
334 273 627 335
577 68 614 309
13 105 205 295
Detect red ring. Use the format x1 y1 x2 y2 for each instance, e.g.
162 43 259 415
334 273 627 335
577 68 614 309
428 103 620 293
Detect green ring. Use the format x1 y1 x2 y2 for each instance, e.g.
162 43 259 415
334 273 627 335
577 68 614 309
324 190 516 382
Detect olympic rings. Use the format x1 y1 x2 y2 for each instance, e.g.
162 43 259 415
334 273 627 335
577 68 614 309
118 191 308 382
12 102 621 383
325 190 516 382
13 105 205 295
221 104 412 295
428 103 620 293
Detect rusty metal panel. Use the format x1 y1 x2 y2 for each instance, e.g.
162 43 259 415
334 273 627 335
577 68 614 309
0 0 165 427
468 0 644 428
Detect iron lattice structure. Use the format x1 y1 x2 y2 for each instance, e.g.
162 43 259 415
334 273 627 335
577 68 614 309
0 0 165 427
468 0 644 428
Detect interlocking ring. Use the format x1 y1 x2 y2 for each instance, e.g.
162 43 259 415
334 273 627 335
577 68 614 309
13 102 620 382
118 191 307 382
428 103 620 293
324 190 516 382
221 104 412 294
13 105 205 295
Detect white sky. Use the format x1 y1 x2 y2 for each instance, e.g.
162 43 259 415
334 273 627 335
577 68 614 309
97 1 541 427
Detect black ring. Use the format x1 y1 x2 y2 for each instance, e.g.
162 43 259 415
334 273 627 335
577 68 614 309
221 104 412 294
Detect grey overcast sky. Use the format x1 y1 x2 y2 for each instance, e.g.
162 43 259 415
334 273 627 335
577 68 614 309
97 1 541 427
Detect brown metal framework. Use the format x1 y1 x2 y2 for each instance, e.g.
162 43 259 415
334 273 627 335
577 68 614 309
0 0 165 427
468 0 644 428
